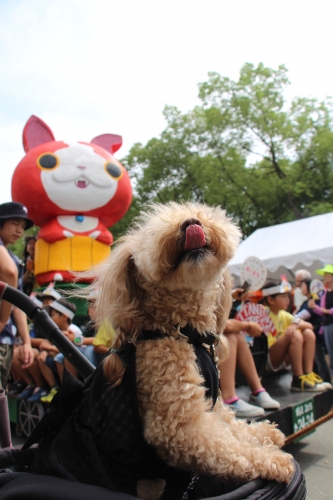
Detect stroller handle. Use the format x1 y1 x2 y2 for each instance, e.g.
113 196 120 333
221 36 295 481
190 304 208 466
0 281 95 379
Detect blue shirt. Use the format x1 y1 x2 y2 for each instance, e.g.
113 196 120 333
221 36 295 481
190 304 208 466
298 299 322 336
0 239 24 345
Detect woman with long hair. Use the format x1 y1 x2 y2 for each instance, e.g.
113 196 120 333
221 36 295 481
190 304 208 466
22 236 36 296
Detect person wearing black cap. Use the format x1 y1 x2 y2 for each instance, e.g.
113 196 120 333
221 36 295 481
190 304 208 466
0 201 34 389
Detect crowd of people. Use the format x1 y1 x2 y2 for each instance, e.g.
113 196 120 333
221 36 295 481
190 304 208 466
6 283 116 403
1 200 333 420
222 268 333 417
0 201 116 404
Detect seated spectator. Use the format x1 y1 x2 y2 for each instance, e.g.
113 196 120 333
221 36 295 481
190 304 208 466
295 279 331 384
8 292 70 403
27 284 62 339
37 282 62 307
295 269 312 289
217 319 280 418
38 299 79 403
63 318 117 378
293 269 312 312
22 236 36 296
80 297 98 338
90 320 117 364
54 297 96 381
10 349 49 401
262 281 328 392
7 294 46 398
308 264 333 380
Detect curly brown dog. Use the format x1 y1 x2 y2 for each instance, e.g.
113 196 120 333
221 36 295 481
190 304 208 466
94 202 295 488
27 202 294 499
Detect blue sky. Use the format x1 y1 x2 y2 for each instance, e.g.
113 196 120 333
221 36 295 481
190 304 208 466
1 0 333 202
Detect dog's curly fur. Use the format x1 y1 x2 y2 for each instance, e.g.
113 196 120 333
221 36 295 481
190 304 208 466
89 202 294 491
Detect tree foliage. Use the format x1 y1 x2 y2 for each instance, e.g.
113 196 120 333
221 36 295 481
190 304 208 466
113 63 333 239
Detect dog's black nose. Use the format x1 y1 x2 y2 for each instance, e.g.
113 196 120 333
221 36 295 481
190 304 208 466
180 218 202 231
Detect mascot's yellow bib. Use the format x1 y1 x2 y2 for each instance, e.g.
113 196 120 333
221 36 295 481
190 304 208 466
35 236 110 275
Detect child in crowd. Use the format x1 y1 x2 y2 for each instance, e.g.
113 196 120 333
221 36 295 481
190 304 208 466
54 298 96 382
217 319 280 418
309 264 333 380
64 319 116 378
262 281 329 392
8 284 63 399
38 298 80 403
90 320 117 364
293 269 312 312
22 236 36 296
295 278 331 383
9 347 48 402
38 282 62 307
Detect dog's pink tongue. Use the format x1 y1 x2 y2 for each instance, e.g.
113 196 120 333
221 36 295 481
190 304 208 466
184 224 206 250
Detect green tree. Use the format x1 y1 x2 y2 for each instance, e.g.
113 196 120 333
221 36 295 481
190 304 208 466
119 63 333 238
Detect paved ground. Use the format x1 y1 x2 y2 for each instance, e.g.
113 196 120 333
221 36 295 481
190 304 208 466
285 417 333 499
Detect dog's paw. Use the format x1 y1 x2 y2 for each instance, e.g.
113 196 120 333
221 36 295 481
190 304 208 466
250 421 286 448
263 425 286 448
260 450 295 483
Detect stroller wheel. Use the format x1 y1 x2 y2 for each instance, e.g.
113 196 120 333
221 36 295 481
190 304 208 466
18 400 44 438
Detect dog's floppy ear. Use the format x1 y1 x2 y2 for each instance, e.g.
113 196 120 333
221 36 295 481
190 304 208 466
92 242 146 388
95 242 144 341
215 268 232 336
214 268 232 362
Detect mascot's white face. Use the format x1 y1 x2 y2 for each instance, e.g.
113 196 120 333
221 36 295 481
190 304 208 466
40 143 123 211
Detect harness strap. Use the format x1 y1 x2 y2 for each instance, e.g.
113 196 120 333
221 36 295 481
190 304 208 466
141 325 217 346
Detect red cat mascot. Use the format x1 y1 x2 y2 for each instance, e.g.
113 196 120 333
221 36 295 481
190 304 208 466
12 115 132 285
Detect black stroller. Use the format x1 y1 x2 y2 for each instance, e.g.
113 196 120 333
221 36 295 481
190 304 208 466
0 282 306 500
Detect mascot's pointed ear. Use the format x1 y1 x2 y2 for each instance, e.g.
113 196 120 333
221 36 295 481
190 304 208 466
23 115 55 152
91 134 122 154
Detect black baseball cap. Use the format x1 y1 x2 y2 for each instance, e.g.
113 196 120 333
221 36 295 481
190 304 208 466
0 202 34 230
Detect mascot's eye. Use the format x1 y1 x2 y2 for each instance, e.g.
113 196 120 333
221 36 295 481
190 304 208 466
37 153 59 170
104 161 123 180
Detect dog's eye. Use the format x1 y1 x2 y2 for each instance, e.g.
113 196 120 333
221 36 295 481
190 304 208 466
37 153 59 170
104 161 123 180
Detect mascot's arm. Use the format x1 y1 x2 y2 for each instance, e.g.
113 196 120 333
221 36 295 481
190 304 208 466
38 220 113 245
90 224 113 245
38 219 69 243
136 337 294 483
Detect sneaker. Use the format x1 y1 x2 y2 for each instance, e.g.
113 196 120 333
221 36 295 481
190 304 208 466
306 372 332 389
16 384 36 400
291 374 326 392
27 387 49 403
40 387 58 403
224 398 265 418
249 391 280 410
7 381 26 396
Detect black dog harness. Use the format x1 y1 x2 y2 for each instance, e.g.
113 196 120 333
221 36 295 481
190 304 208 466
24 327 219 499
141 326 219 405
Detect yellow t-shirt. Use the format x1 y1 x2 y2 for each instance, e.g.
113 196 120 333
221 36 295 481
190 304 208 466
93 322 116 349
266 309 294 348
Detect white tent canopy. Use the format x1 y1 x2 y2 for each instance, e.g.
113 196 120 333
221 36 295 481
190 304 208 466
229 212 333 282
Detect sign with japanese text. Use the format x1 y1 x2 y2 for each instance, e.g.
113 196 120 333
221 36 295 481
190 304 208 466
292 399 315 433
240 256 267 291
235 302 277 338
